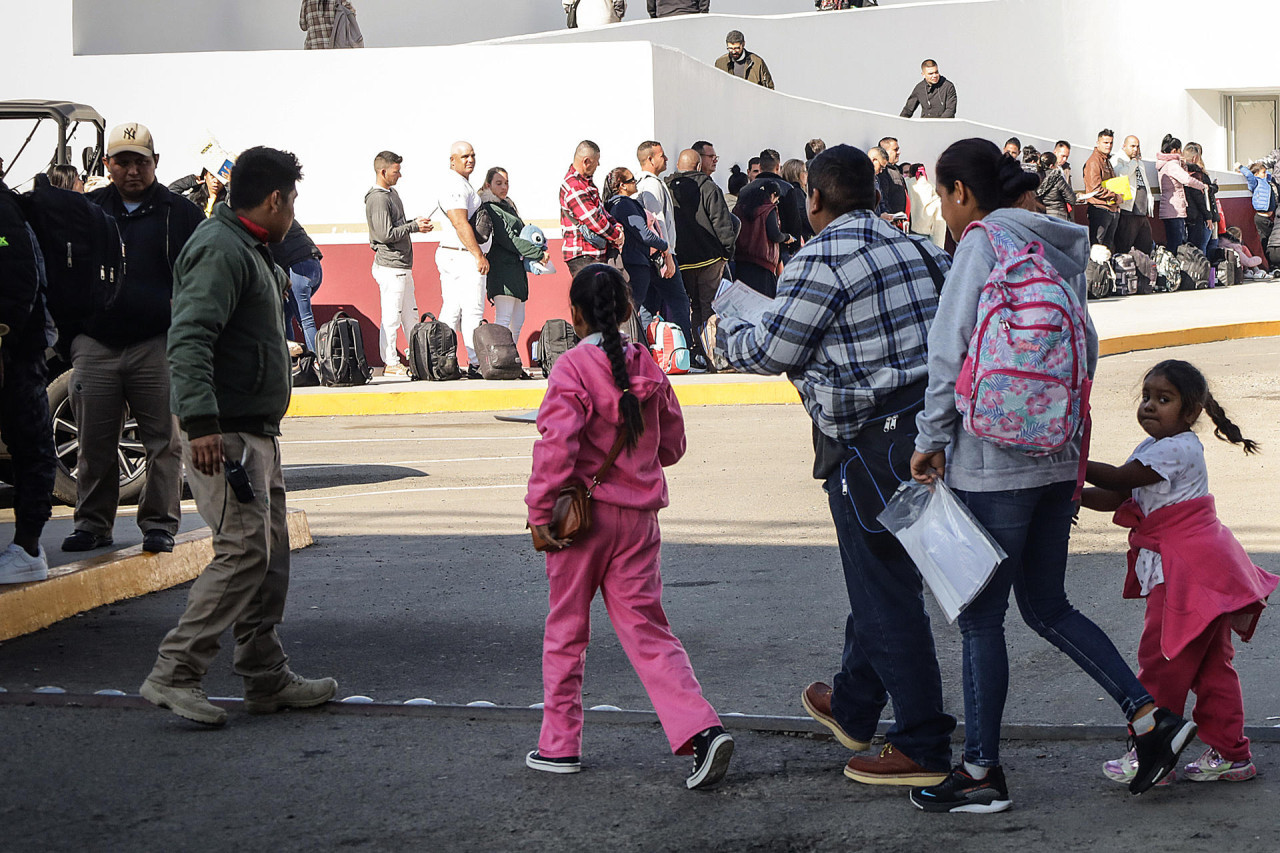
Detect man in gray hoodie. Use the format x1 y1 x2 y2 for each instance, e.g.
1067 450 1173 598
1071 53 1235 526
365 150 431 376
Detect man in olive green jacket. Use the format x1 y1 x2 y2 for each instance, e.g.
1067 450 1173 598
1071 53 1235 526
141 147 338 727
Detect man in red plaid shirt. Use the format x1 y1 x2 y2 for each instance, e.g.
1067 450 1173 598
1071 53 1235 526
559 140 624 277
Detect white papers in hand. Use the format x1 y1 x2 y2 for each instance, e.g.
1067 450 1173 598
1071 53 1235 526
712 279 774 328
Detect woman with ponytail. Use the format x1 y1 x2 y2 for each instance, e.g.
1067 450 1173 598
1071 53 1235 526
524 264 734 789
1082 359 1276 787
1156 134 1206 254
908 138 1194 812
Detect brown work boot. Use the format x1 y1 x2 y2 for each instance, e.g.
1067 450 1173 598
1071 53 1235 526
801 682 870 751
843 743 948 786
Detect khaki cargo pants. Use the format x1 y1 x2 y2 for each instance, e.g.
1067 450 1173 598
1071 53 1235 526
147 432 292 698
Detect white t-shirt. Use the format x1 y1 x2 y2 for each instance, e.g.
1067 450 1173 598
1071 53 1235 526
636 172 676 255
437 169 484 251
1126 430 1209 595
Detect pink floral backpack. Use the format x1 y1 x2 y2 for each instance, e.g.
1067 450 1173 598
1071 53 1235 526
953 220 1091 456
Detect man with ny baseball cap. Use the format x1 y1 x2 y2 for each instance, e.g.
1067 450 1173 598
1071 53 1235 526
63 123 203 555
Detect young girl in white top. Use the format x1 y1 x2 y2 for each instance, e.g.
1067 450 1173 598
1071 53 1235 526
1083 360 1277 785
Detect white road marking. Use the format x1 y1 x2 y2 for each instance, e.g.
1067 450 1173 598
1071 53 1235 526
280 436 535 445
289 483 526 502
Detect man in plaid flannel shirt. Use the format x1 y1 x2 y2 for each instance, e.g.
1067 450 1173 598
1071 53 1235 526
559 140 624 278
721 145 958 787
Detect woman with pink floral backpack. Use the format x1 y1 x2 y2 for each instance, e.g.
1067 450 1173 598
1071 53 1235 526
905 138 1195 814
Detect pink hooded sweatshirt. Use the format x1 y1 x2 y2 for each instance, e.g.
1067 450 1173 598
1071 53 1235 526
526 340 685 525
1114 496 1278 659
1156 152 1206 220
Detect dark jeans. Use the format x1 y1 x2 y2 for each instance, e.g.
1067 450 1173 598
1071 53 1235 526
825 469 955 771
1187 220 1211 256
953 481 1154 767
1163 217 1187 254
1114 213 1153 255
1086 206 1119 250
1255 214 1274 262
284 258 323 353
0 342 55 543
736 261 778 298
628 259 695 355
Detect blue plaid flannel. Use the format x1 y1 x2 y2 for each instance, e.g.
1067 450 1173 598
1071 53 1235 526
722 209 950 441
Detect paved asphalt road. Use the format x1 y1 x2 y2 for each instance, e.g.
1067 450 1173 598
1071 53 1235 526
2 338 1280 849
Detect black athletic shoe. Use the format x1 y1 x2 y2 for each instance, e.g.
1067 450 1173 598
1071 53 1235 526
686 726 734 790
1130 708 1197 794
467 365 482 380
910 766 1012 814
142 530 175 553
525 750 581 774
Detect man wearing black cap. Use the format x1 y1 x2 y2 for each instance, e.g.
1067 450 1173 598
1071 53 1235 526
65 123 203 555
720 145 956 787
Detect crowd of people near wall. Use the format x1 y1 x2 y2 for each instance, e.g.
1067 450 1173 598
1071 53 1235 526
4 99 1280 813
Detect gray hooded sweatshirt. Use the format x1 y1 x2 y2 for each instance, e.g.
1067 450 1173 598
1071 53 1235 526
914 208 1098 492
364 186 414 269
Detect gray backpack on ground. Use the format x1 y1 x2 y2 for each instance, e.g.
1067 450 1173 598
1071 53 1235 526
316 311 372 386
473 320 524 380
538 319 579 378
1110 253 1138 296
1176 244 1211 290
408 312 461 381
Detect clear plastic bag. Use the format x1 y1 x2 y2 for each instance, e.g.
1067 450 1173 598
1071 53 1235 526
876 480 1008 623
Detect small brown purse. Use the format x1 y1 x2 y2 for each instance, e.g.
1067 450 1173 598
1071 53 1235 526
530 428 628 552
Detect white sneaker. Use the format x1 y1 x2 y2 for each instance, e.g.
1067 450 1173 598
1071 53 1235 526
0 543 49 584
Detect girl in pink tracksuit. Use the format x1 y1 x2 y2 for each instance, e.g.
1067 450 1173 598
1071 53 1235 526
1083 360 1277 785
523 263 734 789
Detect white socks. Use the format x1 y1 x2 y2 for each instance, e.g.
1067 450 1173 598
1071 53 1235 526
1132 710 1157 735
963 760 989 780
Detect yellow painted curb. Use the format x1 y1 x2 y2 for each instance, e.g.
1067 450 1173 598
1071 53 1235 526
1098 321 1280 356
282 322 1280 419
0 510 313 642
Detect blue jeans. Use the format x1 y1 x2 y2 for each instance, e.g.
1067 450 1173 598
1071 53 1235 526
1187 220 1211 256
825 470 955 771
1163 217 1187 255
640 259 695 353
284 258 323 353
953 481 1154 767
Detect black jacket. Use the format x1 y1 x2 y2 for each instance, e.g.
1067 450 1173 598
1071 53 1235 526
86 180 204 346
269 220 322 270
741 174 802 243
647 0 708 15
900 76 957 118
0 188 46 352
666 169 739 266
877 165 908 215
1035 169 1076 220
606 195 667 266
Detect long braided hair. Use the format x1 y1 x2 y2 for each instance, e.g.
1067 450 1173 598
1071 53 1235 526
569 264 644 450
1147 359 1259 455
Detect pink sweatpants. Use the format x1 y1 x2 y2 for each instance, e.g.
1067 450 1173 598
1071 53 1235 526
538 502 721 759
1138 584 1251 761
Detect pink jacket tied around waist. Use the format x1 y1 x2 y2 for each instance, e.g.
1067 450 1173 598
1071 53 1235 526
526 341 686 526
1113 495 1278 660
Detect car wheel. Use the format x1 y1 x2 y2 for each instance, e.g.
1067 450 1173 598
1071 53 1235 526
48 369 148 506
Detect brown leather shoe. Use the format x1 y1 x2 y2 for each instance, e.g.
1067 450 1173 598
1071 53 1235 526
843 743 948 786
801 681 871 751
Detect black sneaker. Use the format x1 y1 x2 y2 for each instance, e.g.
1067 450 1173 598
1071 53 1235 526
910 766 1012 814
686 726 734 790
467 365 483 380
61 530 113 552
525 750 580 774
1130 708 1197 794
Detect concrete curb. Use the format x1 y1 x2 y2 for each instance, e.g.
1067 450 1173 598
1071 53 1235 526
2 692 1278 743
0 509 313 642
283 321 1280 418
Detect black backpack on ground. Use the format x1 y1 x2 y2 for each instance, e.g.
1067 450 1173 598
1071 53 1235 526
1111 253 1138 296
1215 251 1241 287
407 312 461 381
1085 258 1113 299
21 173 124 348
538 318 579 378
473 319 524 380
1129 248 1157 294
1176 244 1212 290
315 311 371 386
291 350 320 387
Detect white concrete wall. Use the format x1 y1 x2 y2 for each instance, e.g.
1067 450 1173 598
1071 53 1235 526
67 0 917 54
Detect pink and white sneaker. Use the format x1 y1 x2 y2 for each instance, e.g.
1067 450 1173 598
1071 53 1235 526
1183 748 1257 782
1102 748 1175 786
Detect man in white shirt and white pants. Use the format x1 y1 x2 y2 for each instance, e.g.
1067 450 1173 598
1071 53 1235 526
436 141 490 378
